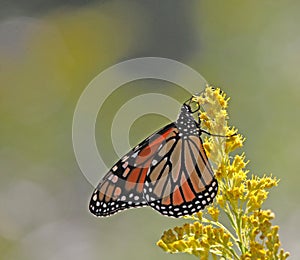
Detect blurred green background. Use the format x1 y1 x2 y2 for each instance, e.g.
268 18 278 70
1 1 299 259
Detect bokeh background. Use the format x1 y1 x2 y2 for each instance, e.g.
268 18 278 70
1 1 299 259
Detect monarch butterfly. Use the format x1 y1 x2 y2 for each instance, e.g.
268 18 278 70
89 97 218 218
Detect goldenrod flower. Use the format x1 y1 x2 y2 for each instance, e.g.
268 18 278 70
157 86 289 259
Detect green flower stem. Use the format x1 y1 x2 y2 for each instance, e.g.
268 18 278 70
233 209 247 254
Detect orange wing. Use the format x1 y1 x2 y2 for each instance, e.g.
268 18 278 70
89 123 178 217
144 134 218 218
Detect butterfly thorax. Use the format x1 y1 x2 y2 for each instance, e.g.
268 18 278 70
175 105 200 137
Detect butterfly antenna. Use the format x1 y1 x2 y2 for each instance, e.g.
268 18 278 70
201 129 237 138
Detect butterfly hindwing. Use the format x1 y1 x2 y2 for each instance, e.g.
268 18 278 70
143 129 218 217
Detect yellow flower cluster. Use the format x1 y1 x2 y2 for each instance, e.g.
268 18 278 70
157 87 290 259
157 221 235 259
239 210 288 259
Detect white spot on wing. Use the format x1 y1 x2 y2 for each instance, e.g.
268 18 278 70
132 151 139 158
152 159 158 166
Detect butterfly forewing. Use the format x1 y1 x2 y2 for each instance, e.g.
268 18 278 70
89 123 178 217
